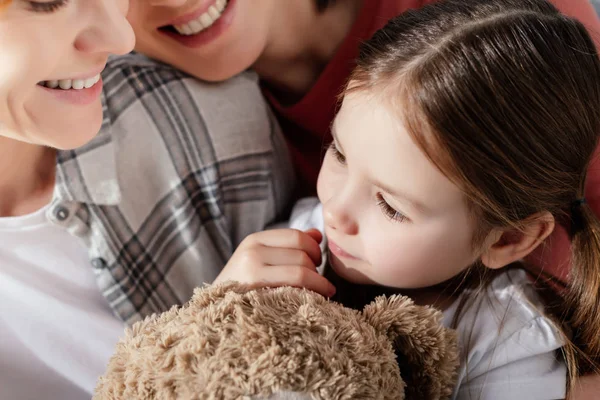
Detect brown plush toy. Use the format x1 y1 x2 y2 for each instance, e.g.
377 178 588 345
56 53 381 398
94 282 458 400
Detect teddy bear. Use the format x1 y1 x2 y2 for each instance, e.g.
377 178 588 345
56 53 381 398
94 281 459 400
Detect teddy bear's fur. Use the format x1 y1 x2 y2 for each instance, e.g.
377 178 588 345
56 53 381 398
94 282 458 400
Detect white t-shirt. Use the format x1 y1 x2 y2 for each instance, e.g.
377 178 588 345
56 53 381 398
444 269 566 400
0 205 126 400
287 198 566 400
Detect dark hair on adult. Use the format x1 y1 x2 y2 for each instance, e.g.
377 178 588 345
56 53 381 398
347 0 600 389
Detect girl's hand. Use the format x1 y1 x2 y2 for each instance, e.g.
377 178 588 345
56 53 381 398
214 228 336 297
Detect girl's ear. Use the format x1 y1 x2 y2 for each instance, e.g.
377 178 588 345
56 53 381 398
481 212 555 269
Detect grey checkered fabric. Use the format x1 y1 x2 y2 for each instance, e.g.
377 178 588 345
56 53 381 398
49 53 294 325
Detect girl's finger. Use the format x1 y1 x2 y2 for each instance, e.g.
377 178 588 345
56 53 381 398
255 247 318 271
304 228 323 244
244 229 322 266
260 265 336 298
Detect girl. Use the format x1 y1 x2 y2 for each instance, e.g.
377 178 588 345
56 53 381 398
214 0 600 397
128 0 600 356
0 0 292 398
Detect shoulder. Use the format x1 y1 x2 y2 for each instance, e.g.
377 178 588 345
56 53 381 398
101 53 266 126
445 269 565 362
99 53 278 151
444 269 566 399
453 270 553 326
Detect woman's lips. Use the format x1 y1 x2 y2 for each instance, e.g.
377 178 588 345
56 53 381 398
38 77 103 106
158 0 236 49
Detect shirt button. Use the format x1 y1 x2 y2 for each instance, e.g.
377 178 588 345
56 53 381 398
91 258 106 269
54 206 70 221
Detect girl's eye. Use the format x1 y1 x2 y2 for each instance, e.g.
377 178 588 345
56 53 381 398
376 193 408 223
328 142 346 165
26 0 68 13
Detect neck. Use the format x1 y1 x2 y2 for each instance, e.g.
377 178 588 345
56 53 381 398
0 137 56 217
253 0 364 104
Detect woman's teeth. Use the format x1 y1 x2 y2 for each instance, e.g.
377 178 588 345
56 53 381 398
39 74 101 90
173 0 228 35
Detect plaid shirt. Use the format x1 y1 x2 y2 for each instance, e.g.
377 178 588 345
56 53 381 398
48 54 294 325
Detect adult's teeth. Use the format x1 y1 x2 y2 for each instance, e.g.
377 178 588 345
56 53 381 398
207 5 220 19
173 0 228 36
41 74 100 90
59 80 72 90
84 76 98 88
72 79 85 90
199 13 214 28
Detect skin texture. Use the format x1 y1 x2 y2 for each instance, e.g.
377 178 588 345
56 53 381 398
0 0 134 217
0 0 134 149
127 0 363 97
128 0 276 82
215 92 552 301
316 93 480 289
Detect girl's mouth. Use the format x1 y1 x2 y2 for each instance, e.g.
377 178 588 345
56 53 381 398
328 239 361 260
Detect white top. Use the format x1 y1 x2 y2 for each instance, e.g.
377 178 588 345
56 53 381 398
444 269 566 400
0 205 126 400
287 198 566 400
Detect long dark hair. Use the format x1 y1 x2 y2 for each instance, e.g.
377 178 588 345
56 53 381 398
348 0 600 388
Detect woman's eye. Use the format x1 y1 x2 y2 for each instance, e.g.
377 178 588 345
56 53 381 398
376 193 408 223
328 142 346 165
26 0 68 13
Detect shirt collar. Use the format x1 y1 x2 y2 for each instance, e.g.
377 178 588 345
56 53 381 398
53 93 122 206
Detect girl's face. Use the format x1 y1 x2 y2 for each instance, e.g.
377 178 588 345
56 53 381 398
127 0 275 82
0 0 135 149
317 91 483 289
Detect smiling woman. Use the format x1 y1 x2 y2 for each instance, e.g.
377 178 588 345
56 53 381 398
0 2 296 400
0 0 134 148
0 0 136 398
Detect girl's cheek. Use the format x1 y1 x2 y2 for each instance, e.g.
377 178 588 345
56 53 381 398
317 158 336 203
316 170 330 204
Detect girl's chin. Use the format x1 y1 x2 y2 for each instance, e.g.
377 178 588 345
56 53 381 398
328 253 372 285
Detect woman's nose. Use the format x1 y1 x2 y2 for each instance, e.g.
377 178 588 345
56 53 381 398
74 0 136 56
